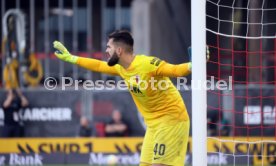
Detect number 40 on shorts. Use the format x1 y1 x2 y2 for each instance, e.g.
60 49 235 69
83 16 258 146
154 143 166 156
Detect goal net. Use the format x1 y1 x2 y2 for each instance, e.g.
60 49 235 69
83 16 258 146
206 0 276 165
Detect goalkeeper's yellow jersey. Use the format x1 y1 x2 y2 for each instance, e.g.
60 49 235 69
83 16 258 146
77 55 191 128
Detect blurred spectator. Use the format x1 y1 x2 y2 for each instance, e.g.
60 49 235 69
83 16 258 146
79 116 93 137
105 109 128 137
207 110 219 136
2 89 28 137
219 118 231 136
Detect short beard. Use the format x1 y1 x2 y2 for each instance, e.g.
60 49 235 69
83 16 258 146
107 52 119 66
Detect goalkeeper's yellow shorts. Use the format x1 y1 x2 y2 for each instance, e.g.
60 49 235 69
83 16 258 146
140 120 190 166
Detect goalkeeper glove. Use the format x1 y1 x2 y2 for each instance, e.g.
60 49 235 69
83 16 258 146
53 41 78 64
187 45 210 70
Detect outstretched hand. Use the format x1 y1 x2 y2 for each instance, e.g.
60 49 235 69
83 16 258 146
53 41 78 64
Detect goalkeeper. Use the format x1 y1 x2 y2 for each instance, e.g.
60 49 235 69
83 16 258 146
53 30 208 166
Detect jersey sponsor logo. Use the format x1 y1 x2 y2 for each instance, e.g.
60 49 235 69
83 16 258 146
130 86 142 94
130 86 144 97
128 75 145 97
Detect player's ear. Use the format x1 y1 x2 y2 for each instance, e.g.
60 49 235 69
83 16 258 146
116 47 122 56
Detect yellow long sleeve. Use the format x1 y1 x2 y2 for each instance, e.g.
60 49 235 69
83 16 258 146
76 57 119 75
152 62 191 77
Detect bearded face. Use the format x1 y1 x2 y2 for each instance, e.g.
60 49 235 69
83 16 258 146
107 51 119 66
106 39 120 66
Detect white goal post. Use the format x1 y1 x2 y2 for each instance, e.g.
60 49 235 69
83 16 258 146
191 0 207 166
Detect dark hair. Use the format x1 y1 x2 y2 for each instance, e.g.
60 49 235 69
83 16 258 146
108 30 134 53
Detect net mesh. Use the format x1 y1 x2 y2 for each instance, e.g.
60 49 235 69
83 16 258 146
206 0 276 165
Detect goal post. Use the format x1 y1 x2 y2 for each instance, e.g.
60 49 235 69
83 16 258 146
191 0 207 166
